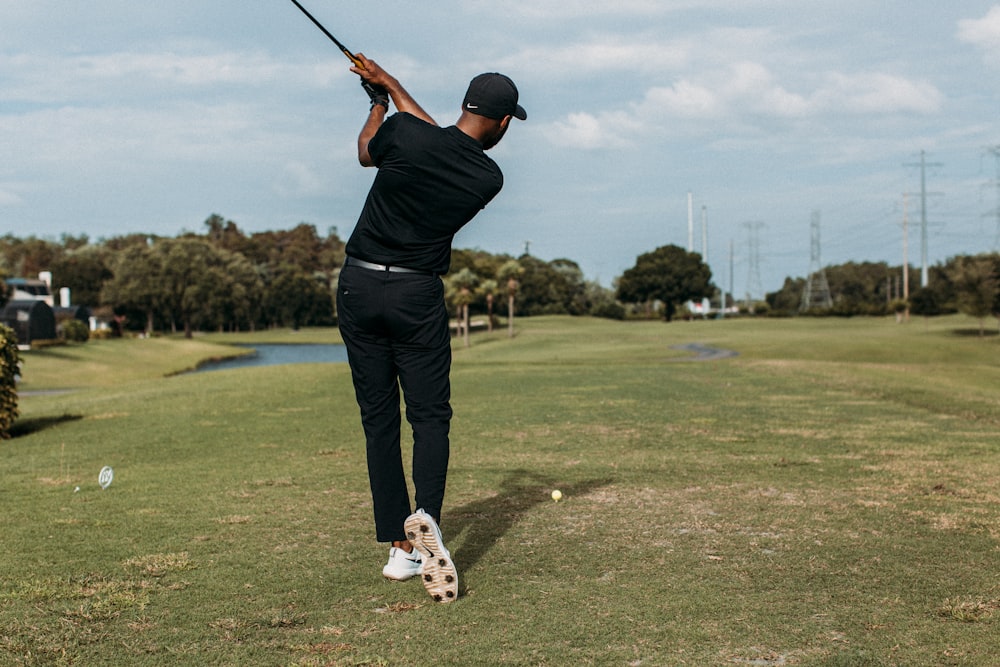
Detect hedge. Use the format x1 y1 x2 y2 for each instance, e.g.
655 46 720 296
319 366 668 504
0 324 20 438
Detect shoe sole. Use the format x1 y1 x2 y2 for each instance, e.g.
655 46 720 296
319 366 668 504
382 548 422 581
404 513 458 603
382 568 421 582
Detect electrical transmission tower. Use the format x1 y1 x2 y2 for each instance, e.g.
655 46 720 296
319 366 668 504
743 221 765 307
800 211 832 311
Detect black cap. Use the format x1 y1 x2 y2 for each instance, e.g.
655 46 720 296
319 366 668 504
462 73 527 121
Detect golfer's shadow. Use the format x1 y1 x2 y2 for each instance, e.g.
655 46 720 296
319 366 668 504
445 470 612 594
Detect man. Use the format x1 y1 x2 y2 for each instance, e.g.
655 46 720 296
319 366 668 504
337 55 526 603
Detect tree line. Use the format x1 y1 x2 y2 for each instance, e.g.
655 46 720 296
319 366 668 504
4 215 995 336
0 215 628 337
766 253 1000 334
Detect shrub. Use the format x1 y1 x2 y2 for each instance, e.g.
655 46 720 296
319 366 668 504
591 301 626 320
61 319 90 343
0 324 20 438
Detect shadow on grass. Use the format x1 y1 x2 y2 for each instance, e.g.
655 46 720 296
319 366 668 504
950 328 998 338
447 470 612 580
9 414 83 438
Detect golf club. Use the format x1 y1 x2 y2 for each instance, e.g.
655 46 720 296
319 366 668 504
287 0 364 68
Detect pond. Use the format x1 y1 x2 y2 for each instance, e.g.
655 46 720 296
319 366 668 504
195 343 349 373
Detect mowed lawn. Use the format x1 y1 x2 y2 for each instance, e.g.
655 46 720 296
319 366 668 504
2 315 998 666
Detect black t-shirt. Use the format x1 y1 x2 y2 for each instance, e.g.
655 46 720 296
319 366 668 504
345 113 504 274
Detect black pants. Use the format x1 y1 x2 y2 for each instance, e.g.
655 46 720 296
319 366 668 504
337 264 452 543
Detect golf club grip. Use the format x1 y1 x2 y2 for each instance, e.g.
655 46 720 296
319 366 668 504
288 0 364 68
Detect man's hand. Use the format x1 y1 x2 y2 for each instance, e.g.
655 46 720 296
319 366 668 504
350 54 394 90
350 53 437 126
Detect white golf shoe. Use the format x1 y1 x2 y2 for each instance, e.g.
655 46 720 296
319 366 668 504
404 509 458 603
382 546 422 581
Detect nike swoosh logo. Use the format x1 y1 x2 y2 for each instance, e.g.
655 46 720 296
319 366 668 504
466 103 478 109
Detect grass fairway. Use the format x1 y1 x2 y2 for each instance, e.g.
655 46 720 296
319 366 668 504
2 315 998 666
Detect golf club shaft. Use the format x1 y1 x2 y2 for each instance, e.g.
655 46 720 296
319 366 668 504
287 0 364 68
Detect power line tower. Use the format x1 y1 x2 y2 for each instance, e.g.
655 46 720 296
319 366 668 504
799 211 832 311
743 221 765 307
985 145 1000 250
903 150 943 287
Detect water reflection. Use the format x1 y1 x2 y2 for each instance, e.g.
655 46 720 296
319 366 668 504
196 343 348 372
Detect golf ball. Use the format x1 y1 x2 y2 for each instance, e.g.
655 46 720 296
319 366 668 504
551 489 562 501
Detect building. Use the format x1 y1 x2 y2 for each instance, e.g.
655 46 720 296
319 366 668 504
6 276 54 306
0 300 57 349
2 272 64 348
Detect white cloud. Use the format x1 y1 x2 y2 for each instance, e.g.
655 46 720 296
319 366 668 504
0 187 24 207
549 112 631 149
463 0 671 19
463 0 805 20
958 5 1000 64
274 162 328 197
546 59 943 150
494 27 783 79
723 62 810 117
507 36 690 75
644 80 721 118
1 51 343 105
819 72 943 115
550 55 944 149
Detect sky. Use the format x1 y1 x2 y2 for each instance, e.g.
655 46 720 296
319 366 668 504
3 1 1000 298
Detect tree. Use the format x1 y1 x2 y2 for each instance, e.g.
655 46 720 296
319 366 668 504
497 260 523 337
51 246 113 307
102 238 265 337
616 245 713 321
515 256 580 316
156 238 232 337
198 251 265 332
767 277 805 315
204 214 259 259
948 253 1000 336
478 279 498 331
0 235 64 279
262 264 334 329
101 244 163 334
825 262 893 316
445 268 479 347
585 281 626 320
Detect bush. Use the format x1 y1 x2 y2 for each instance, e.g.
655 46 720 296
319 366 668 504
61 319 90 343
0 324 20 439
590 301 626 320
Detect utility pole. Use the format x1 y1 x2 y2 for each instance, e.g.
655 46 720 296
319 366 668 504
904 150 942 288
902 193 910 316
722 238 734 319
701 205 708 260
985 145 1000 250
687 191 694 252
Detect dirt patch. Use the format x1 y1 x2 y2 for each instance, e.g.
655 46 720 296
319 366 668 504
670 343 738 361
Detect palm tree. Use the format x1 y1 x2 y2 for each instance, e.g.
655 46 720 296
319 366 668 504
445 268 479 347
497 260 523 338
478 279 498 332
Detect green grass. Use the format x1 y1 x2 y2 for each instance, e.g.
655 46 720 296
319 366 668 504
2 315 999 665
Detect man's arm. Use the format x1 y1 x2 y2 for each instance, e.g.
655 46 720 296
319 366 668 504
351 54 437 126
357 102 386 167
